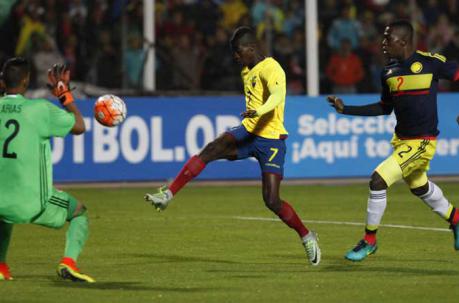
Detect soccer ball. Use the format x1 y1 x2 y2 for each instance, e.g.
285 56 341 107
94 94 127 127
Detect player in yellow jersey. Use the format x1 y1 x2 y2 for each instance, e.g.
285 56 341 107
145 27 321 265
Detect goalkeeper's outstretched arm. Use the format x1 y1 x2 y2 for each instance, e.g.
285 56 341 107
47 64 85 135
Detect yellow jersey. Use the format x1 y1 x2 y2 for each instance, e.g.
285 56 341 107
241 57 288 139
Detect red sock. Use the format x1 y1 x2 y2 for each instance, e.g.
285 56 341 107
277 201 309 238
169 155 206 195
364 230 377 245
449 207 459 226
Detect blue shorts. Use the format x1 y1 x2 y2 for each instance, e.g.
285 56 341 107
226 125 286 177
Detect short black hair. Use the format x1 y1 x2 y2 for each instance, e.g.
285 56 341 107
1 57 30 88
388 20 414 43
230 26 257 52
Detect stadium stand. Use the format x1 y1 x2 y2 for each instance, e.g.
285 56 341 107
0 0 458 95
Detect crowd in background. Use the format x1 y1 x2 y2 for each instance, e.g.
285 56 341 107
0 0 458 95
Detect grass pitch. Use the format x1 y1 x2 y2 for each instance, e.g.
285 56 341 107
2 182 459 303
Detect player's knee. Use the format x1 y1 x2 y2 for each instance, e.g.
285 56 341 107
200 141 220 162
369 172 388 190
201 135 235 162
263 195 281 213
410 182 429 196
70 202 87 219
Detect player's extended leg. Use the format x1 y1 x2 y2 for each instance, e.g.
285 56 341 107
57 200 94 283
33 190 94 282
262 173 321 266
0 221 13 281
345 156 402 261
407 172 459 250
145 132 237 211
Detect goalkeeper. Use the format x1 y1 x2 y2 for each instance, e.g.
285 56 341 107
0 57 94 282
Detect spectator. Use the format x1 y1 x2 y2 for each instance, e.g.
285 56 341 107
441 28 459 91
423 0 442 26
327 5 362 50
326 38 364 94
15 4 45 56
193 0 220 36
319 0 339 35
427 14 454 52
32 34 64 88
442 28 459 62
0 0 457 94
254 2 284 39
123 33 146 89
69 0 88 20
62 34 77 77
170 34 201 90
201 26 239 91
95 29 120 88
219 0 248 30
0 0 16 27
359 10 378 42
288 27 306 94
160 9 194 48
282 0 304 37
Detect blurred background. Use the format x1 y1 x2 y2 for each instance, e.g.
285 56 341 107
1 0 458 97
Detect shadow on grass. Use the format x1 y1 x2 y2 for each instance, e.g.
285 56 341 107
50 281 226 292
316 255 459 276
319 264 459 276
126 253 240 264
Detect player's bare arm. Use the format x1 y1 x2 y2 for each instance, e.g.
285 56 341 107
241 109 257 118
327 95 344 113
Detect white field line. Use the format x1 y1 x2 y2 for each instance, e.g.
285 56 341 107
232 216 450 233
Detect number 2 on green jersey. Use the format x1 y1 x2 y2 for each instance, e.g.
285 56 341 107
1 119 20 159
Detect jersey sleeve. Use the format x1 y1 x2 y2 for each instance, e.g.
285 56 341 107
260 61 286 93
380 70 392 105
434 56 459 81
44 101 75 137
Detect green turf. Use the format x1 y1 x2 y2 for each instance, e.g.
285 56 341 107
2 183 459 303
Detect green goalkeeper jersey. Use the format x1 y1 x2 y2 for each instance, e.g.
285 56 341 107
0 94 75 223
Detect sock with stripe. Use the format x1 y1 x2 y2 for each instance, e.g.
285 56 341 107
448 208 459 226
64 211 89 261
276 201 309 238
0 221 13 262
169 155 206 195
418 181 457 223
365 189 387 244
364 229 377 246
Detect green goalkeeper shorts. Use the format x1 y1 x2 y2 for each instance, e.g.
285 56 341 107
31 188 78 229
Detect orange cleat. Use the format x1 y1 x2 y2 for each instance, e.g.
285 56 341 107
57 257 95 283
0 263 13 281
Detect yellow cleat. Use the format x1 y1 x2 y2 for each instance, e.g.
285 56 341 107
57 258 95 283
0 273 13 281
